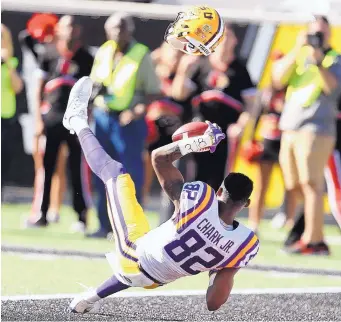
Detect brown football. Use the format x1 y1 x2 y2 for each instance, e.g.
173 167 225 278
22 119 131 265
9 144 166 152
172 122 208 142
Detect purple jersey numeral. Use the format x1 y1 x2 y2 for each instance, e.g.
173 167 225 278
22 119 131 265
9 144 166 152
180 247 224 275
164 229 224 275
164 229 205 262
182 183 200 201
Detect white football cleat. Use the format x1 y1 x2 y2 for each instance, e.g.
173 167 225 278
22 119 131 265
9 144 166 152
69 291 101 314
63 76 93 134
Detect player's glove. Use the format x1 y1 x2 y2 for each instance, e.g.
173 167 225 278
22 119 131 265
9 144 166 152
204 121 225 153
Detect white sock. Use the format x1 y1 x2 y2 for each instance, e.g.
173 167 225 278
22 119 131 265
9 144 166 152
70 117 89 135
86 291 101 303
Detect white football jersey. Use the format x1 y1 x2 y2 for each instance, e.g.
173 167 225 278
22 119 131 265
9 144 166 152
136 181 259 284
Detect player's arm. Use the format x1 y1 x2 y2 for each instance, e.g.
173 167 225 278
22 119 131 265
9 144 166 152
151 122 225 211
206 268 239 311
151 142 185 212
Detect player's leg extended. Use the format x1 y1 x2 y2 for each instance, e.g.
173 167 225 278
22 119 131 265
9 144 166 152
65 79 150 264
74 124 150 273
70 127 149 312
64 77 150 312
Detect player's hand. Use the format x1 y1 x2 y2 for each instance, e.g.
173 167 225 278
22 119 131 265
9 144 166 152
119 109 135 126
204 121 225 153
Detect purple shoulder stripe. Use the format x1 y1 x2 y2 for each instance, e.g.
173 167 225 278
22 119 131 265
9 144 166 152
218 231 255 268
234 240 259 267
174 183 208 225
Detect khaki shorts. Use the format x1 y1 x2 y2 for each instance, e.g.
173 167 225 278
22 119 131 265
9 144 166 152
279 130 335 190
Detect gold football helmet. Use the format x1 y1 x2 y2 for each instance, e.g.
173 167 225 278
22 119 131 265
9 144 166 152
165 6 225 56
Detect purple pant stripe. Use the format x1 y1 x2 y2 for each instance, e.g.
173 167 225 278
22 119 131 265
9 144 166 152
78 128 137 259
234 240 259 267
177 187 214 234
78 128 126 182
175 184 208 226
106 191 138 263
218 231 254 268
110 179 137 251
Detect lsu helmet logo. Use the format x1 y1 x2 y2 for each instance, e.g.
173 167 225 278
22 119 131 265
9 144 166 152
165 6 225 56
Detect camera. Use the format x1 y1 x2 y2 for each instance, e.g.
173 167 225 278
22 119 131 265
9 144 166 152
307 32 324 48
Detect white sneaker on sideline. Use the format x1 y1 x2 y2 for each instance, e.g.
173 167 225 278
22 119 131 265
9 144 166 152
47 211 60 223
63 76 93 134
271 212 287 229
70 221 86 234
69 291 101 314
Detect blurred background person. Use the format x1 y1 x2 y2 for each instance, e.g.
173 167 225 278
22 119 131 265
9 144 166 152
144 42 184 223
19 13 68 223
284 97 341 246
1 24 24 193
246 51 289 234
325 98 341 229
90 12 161 238
172 25 256 192
26 15 93 231
272 16 341 255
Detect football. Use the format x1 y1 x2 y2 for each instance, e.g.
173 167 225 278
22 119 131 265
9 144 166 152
172 121 208 142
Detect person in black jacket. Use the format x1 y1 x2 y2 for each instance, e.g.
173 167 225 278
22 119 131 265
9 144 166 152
26 16 94 232
19 13 69 224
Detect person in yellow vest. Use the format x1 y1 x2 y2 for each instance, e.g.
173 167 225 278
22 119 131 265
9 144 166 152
1 24 24 191
272 16 341 255
89 13 161 238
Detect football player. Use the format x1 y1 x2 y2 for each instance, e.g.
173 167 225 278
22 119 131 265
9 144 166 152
64 77 259 313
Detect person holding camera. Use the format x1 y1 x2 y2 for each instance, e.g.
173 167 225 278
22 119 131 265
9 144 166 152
272 16 341 255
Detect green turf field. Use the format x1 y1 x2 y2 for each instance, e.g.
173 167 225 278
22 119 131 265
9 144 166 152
2 204 341 296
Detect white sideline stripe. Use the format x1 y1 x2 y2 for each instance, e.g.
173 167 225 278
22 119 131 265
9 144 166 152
2 287 341 301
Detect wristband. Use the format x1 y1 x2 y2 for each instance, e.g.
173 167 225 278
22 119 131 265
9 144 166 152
178 134 213 156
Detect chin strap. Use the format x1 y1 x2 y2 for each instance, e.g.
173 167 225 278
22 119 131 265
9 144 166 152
165 34 211 56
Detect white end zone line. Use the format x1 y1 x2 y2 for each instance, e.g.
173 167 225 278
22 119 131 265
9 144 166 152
2 287 341 301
